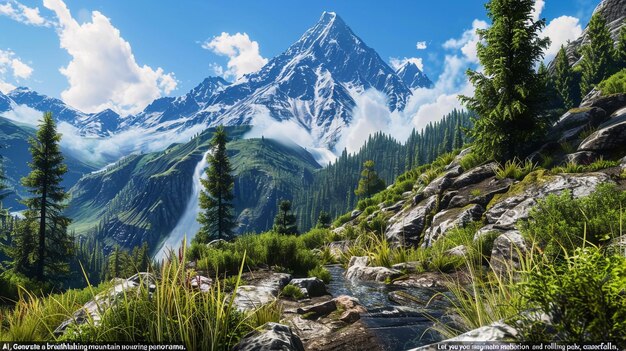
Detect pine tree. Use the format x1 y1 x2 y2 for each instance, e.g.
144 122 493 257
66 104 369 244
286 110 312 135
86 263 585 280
580 13 616 97
554 46 577 109
354 160 385 198
197 126 235 243
460 0 550 161
107 245 122 279
273 200 298 235
316 211 331 229
18 112 72 281
616 23 626 70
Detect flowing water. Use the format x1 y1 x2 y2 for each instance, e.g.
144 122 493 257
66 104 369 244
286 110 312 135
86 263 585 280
154 150 210 261
326 265 452 351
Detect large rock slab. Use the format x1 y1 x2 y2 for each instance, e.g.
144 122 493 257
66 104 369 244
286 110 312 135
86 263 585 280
233 272 292 311
385 195 437 246
446 177 514 209
450 163 497 190
422 166 461 197
345 256 402 283
578 120 626 152
484 172 611 230
232 322 305 351
422 204 485 247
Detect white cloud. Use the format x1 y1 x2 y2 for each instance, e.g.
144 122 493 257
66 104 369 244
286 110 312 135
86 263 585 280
42 0 177 115
443 19 488 64
0 49 33 93
389 57 424 71
202 32 268 80
541 16 582 62
244 108 337 165
532 0 546 22
416 41 427 50
0 0 50 26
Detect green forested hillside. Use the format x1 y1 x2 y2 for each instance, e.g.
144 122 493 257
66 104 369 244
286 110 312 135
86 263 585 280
0 117 95 210
294 109 473 230
66 127 321 253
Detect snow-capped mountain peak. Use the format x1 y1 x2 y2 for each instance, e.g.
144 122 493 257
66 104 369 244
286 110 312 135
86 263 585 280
395 61 434 90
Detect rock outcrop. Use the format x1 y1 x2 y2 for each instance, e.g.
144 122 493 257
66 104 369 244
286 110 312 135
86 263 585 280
232 322 305 351
345 256 402 282
385 195 437 246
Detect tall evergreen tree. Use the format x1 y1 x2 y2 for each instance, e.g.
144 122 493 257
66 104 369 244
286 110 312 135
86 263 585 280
197 126 235 243
18 112 72 281
554 46 578 109
354 160 386 198
273 200 298 235
616 23 626 70
316 211 331 229
460 0 550 161
580 13 616 97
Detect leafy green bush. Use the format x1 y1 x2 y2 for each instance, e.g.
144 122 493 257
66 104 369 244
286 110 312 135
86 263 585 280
281 284 304 300
195 231 321 276
521 184 626 259
598 69 626 95
308 265 331 284
519 247 626 346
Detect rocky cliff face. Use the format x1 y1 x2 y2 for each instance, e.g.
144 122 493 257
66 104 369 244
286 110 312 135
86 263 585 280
561 0 626 66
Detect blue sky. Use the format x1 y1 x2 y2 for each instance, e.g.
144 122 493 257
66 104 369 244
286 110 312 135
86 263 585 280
0 0 599 115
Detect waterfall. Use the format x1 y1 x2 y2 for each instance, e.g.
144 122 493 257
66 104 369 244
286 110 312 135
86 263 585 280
154 149 210 261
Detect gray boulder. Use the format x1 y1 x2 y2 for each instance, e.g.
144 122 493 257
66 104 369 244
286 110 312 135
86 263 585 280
553 107 607 130
232 322 305 351
296 300 337 319
578 120 626 152
490 231 528 276
580 92 626 116
385 195 438 246
232 272 292 311
484 173 610 230
422 169 456 197
189 275 212 293
289 277 327 298
408 322 518 350
55 273 157 336
422 204 485 247
450 163 497 190
345 256 402 283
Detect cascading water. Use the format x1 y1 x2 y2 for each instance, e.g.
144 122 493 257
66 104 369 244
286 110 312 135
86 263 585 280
154 149 211 261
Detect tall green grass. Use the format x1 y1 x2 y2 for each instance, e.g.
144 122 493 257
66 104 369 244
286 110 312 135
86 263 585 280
0 246 280 349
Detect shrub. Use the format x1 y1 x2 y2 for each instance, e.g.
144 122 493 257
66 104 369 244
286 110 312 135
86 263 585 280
308 265 331 284
459 151 486 170
281 284 304 300
521 184 626 259
494 158 537 180
519 247 626 346
598 69 626 95
551 161 586 174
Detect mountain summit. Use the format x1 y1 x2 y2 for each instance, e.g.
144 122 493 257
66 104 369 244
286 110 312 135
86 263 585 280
2 12 433 149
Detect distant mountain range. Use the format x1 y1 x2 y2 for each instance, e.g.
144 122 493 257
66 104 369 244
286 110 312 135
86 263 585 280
0 12 432 150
